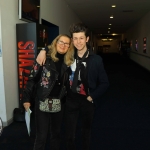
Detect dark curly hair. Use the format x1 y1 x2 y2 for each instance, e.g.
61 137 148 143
69 22 90 38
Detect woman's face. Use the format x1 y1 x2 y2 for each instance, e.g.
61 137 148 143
56 36 70 54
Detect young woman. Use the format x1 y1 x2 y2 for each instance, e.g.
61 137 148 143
23 34 74 150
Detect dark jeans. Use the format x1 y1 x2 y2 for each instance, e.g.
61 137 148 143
33 101 64 150
65 96 95 150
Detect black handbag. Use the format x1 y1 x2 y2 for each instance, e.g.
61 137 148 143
13 108 25 122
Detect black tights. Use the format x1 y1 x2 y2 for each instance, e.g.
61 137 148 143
65 96 94 150
33 102 64 150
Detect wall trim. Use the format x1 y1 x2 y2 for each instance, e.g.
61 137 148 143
130 51 150 59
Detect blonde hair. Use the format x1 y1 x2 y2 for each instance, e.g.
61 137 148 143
47 34 74 66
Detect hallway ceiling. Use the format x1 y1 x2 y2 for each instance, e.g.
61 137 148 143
64 0 150 36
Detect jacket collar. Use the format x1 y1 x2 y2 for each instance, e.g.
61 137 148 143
46 57 68 77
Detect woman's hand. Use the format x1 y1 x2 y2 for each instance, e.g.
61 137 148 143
36 50 46 66
23 102 31 111
87 96 93 103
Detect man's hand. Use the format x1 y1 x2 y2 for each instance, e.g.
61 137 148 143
87 96 93 103
23 102 31 111
36 50 46 66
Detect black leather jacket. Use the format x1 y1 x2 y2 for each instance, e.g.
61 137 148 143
22 57 71 104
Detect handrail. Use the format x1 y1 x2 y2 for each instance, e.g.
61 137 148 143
130 50 150 59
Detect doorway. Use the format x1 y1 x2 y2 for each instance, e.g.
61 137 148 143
41 19 59 44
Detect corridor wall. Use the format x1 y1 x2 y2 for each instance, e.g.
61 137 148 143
125 11 150 71
0 0 80 126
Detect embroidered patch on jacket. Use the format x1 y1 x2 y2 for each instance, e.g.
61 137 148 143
34 64 38 72
29 64 39 77
40 66 50 88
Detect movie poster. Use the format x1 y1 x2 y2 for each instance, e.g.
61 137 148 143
135 39 138 51
143 37 146 53
19 0 40 23
130 40 132 50
16 23 48 103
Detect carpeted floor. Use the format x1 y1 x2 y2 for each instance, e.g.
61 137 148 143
0 53 150 150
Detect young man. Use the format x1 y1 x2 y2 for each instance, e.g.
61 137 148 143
65 23 109 150
36 23 109 150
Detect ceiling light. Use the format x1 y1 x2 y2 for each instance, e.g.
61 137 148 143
110 15 113 18
102 39 107 41
112 33 118 36
112 5 116 8
109 24 112 25
102 39 113 41
108 28 111 29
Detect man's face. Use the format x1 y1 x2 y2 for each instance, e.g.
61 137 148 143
72 32 89 51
